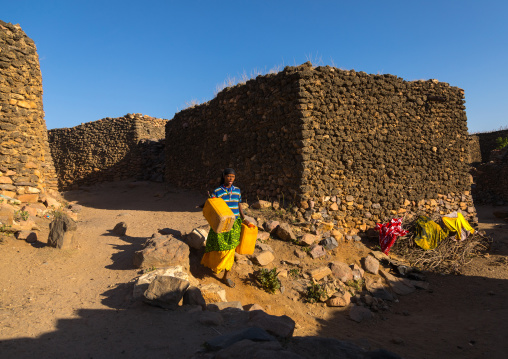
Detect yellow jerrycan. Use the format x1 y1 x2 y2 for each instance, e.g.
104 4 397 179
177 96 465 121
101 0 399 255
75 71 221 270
236 223 258 255
203 197 236 233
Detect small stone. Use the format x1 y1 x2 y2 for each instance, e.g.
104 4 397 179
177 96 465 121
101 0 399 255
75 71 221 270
252 200 272 209
248 310 296 338
309 244 326 259
264 221 280 233
349 305 373 323
274 223 297 241
330 262 354 283
351 264 364 281
143 276 190 309
320 237 338 250
207 301 243 311
254 250 275 266
327 291 352 307
244 303 264 311
257 231 270 241
199 283 227 303
363 255 380 275
308 266 332 281
300 233 318 246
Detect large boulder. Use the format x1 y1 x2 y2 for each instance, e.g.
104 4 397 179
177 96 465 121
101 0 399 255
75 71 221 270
143 275 190 309
47 215 77 249
133 233 190 270
132 265 198 300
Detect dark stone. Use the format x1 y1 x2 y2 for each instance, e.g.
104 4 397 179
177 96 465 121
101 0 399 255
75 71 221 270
182 286 206 310
47 215 77 249
319 237 338 250
248 310 296 338
112 222 127 236
143 275 190 309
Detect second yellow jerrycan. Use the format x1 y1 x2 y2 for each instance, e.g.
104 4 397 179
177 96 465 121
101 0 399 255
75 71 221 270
236 223 258 255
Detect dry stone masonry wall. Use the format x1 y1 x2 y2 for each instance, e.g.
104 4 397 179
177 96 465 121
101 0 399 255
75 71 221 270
48 114 166 189
0 21 57 202
166 62 475 227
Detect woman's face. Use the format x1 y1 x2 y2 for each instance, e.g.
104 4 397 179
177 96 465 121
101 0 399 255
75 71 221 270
224 174 235 187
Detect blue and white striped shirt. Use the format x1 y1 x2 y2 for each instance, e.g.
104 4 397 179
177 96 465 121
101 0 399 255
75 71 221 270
212 185 241 218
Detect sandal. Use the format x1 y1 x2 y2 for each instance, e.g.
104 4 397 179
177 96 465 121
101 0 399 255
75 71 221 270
223 278 236 288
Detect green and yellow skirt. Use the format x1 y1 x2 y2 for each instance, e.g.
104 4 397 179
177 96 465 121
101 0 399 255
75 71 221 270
201 218 242 273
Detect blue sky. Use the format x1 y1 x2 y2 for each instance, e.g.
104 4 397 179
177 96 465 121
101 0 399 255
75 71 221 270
3 0 507 133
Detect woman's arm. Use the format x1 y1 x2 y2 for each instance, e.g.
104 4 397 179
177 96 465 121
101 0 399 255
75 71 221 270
238 202 245 220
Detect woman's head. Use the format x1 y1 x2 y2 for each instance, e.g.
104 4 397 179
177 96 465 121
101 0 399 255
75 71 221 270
220 168 236 187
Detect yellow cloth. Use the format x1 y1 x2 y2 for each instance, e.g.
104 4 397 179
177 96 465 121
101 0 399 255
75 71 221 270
201 249 235 273
414 215 449 250
442 212 475 241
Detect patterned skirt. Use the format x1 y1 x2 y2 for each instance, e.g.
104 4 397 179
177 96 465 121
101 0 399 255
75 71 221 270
201 218 242 273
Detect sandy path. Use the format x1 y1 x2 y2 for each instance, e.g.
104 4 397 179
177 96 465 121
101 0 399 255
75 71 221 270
0 180 507 359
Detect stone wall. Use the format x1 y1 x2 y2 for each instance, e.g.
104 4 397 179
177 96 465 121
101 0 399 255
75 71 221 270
0 20 57 202
48 114 167 189
166 62 476 228
471 129 508 163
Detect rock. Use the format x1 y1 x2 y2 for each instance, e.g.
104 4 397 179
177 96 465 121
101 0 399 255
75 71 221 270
300 233 318 246
207 301 244 311
143 275 190 309
255 242 274 253
199 283 227 303
370 250 389 262
410 280 430 290
308 266 332 281
365 277 395 302
257 231 270 241
327 291 352 307
205 327 276 351
198 311 224 326
133 233 190 270
330 261 354 282
363 255 380 275
379 270 416 296
351 264 364 281
254 250 275 266
331 229 343 241
43 195 60 208
186 227 208 249
309 244 326 259
17 194 39 203
248 310 296 338
112 222 127 236
349 305 373 323
68 204 83 213
0 209 14 226
274 223 297 241
15 230 37 243
244 303 264 311
264 221 280 233
252 200 272 210
47 215 77 249
133 265 198 299
320 237 338 250
182 286 206 309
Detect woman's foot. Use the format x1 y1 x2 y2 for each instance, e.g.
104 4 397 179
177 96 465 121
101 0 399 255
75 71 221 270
223 278 235 288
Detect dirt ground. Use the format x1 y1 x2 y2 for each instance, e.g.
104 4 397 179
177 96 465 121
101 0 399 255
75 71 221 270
0 180 507 359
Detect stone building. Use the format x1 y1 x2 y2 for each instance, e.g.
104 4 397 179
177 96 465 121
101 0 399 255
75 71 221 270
0 20 57 202
165 62 475 228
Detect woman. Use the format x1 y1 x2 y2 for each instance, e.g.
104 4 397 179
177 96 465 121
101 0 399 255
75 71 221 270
201 168 245 288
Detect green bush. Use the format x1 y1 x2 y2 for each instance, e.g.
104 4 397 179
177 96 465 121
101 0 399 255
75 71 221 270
305 282 327 303
254 268 281 294
495 136 508 149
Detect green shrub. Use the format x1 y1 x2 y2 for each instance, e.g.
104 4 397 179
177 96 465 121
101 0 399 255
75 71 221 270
345 279 365 293
305 282 327 303
254 268 281 294
495 136 508 149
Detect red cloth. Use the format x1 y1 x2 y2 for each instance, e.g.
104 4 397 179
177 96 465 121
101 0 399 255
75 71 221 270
375 217 408 255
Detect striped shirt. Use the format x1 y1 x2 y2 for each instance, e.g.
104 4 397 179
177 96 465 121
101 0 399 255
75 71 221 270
212 185 241 218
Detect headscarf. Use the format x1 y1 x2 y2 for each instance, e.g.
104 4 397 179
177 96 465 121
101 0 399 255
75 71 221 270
220 168 236 185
